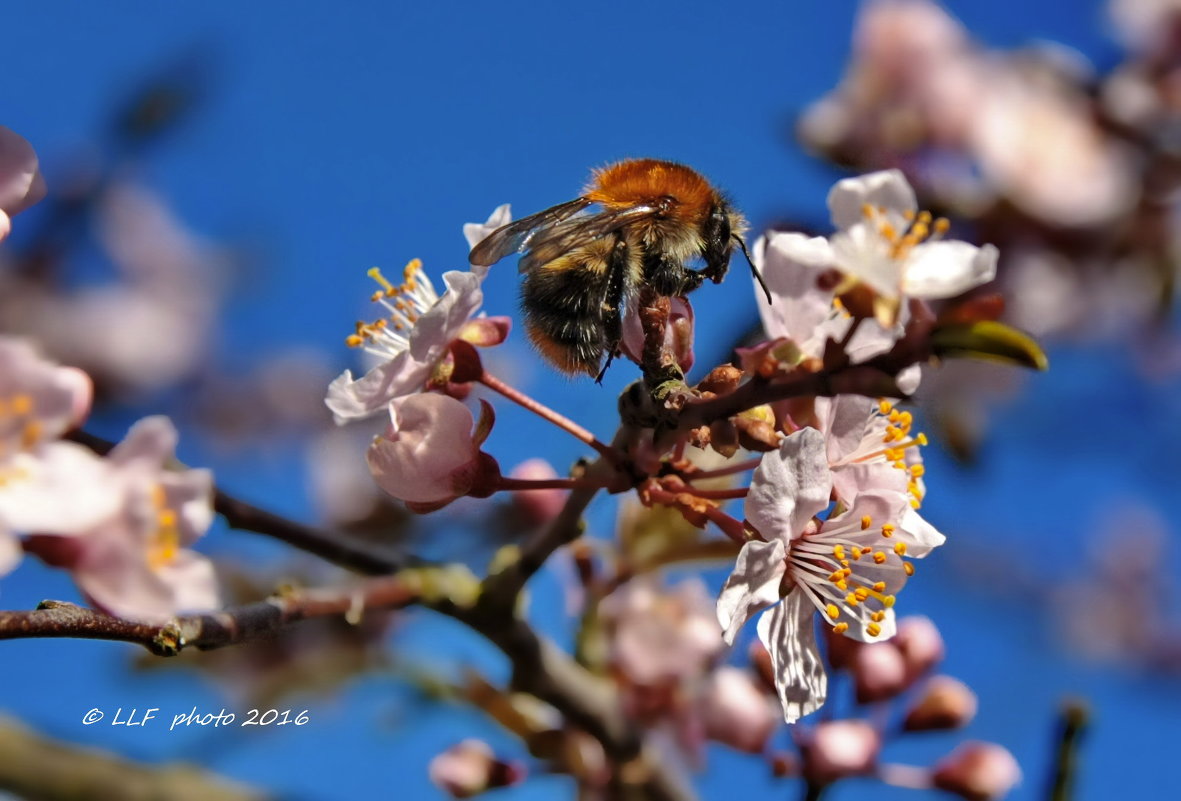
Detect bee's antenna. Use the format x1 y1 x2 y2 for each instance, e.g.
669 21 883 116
734 235 772 304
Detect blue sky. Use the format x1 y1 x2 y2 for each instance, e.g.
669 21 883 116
2 2 1178 800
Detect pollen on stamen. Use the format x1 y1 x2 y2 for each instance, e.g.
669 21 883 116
861 515 872 530
826 603 840 619
854 587 870 602
881 523 895 538
873 551 887 565
833 622 849 634
845 593 860 606
871 610 886 622
894 542 908 556
872 581 886 592
866 622 882 637
903 563 915 577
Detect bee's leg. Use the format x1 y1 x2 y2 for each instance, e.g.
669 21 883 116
594 235 630 384
699 203 733 284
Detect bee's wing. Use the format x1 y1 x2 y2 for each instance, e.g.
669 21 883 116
518 204 660 274
468 197 594 267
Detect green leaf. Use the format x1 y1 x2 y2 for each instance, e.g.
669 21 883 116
930 321 1049 370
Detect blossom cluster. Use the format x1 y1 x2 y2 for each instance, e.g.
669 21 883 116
0 130 218 624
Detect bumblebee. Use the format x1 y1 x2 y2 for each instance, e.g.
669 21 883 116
469 158 769 380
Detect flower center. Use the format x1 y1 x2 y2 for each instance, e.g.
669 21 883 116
790 511 916 640
861 203 950 263
147 484 181 571
345 258 440 358
830 399 928 508
0 393 45 460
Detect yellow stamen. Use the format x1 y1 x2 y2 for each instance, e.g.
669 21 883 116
833 622 849 634
894 542 908 556
861 515 872 530
867 622 882 637
826 603 840 620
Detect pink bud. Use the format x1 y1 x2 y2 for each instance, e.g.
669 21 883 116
366 394 493 506
850 641 909 703
894 615 945 679
428 739 524 799
932 742 1021 801
701 667 779 753
620 295 695 374
904 675 978 731
0 127 47 226
509 459 567 526
801 720 881 785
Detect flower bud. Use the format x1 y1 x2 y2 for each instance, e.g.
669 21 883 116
850 641 908 703
508 459 567 526
697 364 743 395
894 615 945 679
801 720 880 785
932 742 1021 801
701 667 779 753
367 394 498 508
428 739 524 798
903 675 978 731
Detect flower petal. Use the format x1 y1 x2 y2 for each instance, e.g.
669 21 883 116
757 591 828 723
903 242 997 299
325 355 433 424
0 127 46 216
717 539 786 645
464 204 512 250
828 169 917 231
408 271 485 363
754 233 836 347
109 415 177 469
366 394 481 504
746 428 833 544
898 507 946 558
0 531 20 576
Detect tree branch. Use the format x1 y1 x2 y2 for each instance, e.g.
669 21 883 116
0 715 269 801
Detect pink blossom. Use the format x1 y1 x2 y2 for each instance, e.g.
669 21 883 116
508 458 567 526
0 127 46 242
904 675 978 730
716 427 944 722
21 417 219 623
366 393 496 507
0 337 96 577
325 259 509 423
428 739 523 798
603 577 723 688
463 205 511 274
894 614 946 678
850 640 909 703
800 720 881 785
700 666 779 753
932 742 1022 801
619 295 695 375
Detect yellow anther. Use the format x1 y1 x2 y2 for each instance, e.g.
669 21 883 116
888 410 902 424
158 509 177 528
917 210 932 225
894 542 908 556
835 579 848 590
898 411 913 428
861 515 872 530
904 562 915 576
880 223 898 241
10 395 32 416
861 203 874 219
20 421 42 449
873 551 887 565
402 258 423 282
873 581 887 592
850 546 863 559
871 610 886 622
826 603 840 620
840 559 850 568
845 593 859 606
917 432 929 446
828 571 844 582
881 524 895 538
345 334 365 348
833 545 846 559
934 217 951 234
883 595 896 607
833 622 849 634
867 622 882 637
910 464 925 477
902 209 916 221
910 498 921 509
878 399 893 415
854 587 870 602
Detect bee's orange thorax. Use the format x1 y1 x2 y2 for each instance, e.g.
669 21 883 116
586 159 715 223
